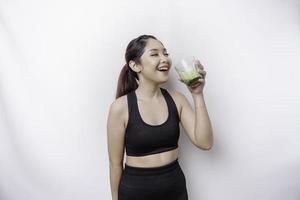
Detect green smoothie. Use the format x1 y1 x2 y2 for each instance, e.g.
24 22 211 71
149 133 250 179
178 69 202 86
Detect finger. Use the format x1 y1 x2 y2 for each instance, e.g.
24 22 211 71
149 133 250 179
191 79 205 84
200 71 206 77
189 80 205 88
197 69 206 74
195 59 204 70
197 70 206 78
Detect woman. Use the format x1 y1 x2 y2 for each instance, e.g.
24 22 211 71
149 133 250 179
107 35 213 200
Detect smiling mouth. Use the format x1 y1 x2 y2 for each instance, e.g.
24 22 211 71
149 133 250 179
157 69 169 74
157 65 170 72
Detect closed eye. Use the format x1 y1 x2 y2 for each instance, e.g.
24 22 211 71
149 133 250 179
151 53 169 56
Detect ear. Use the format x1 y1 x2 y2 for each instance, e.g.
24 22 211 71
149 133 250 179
129 60 142 73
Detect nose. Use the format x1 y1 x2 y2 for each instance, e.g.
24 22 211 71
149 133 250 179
160 54 169 63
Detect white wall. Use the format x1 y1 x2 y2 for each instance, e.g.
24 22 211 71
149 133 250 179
0 0 299 200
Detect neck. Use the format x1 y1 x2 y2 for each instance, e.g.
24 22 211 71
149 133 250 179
135 84 162 101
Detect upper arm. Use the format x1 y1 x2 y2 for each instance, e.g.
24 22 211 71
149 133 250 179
107 98 126 166
171 90 197 146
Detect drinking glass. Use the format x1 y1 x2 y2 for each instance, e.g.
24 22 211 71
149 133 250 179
174 56 203 86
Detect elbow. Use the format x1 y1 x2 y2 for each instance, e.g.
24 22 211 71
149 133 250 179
195 142 213 151
194 130 214 150
202 144 213 150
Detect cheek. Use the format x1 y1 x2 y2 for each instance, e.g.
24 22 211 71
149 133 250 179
143 57 159 66
147 60 160 70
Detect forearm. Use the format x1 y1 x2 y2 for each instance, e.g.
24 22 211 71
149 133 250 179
109 164 123 200
192 92 213 149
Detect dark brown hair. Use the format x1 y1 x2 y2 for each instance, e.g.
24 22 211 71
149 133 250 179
115 35 158 99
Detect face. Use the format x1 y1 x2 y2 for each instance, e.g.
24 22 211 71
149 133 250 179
130 38 172 84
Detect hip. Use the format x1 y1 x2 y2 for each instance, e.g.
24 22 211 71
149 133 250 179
118 158 188 199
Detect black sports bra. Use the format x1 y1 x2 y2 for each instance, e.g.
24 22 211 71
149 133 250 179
125 87 180 157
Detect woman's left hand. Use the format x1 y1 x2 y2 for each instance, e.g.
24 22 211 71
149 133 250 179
179 59 207 94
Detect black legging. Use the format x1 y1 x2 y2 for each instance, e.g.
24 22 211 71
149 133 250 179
118 158 188 200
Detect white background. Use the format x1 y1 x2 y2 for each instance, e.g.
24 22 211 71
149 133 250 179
0 0 300 199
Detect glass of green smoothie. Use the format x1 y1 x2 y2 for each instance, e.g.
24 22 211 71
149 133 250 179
175 56 203 86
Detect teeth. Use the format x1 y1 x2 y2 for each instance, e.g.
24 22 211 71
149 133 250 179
158 67 168 71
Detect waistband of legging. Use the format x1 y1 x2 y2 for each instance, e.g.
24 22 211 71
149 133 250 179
123 158 179 176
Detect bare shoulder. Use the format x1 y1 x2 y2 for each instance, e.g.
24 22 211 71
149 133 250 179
110 95 127 113
168 89 188 118
168 89 187 105
108 95 128 128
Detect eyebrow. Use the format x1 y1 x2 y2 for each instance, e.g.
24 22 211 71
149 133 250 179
148 48 167 52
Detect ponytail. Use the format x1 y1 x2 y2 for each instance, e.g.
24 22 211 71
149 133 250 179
115 64 139 99
115 34 157 99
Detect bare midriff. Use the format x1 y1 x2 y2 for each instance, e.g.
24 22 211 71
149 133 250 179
125 147 179 168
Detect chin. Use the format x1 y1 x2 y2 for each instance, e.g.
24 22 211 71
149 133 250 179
160 78 169 84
